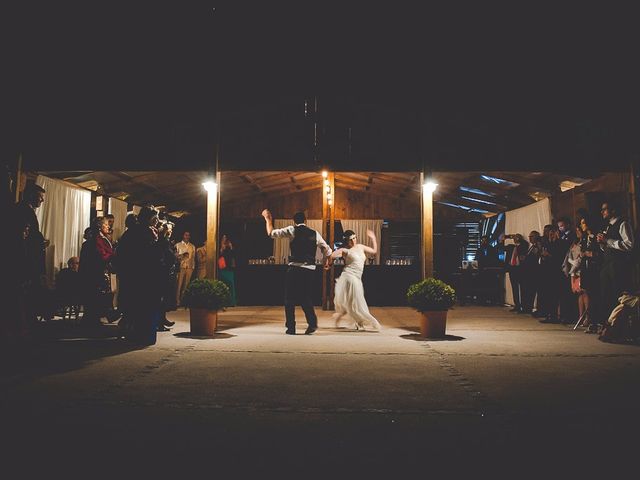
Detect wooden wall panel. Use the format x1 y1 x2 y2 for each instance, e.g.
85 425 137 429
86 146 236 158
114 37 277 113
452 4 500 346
222 187 425 220
221 189 323 221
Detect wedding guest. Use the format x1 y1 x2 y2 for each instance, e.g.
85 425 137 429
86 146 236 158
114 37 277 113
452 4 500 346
577 215 601 331
116 206 164 344
105 213 115 242
521 230 542 315
79 217 116 328
157 221 177 330
592 200 635 333
175 231 195 306
11 182 48 328
55 256 82 308
539 225 569 323
557 217 577 323
125 212 138 231
534 224 553 318
5 222 32 340
563 227 584 320
219 234 237 306
196 242 207 279
557 217 576 244
475 235 501 305
475 235 498 269
504 233 529 313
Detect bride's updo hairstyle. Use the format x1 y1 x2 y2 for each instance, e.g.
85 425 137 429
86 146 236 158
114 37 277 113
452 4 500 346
342 230 356 248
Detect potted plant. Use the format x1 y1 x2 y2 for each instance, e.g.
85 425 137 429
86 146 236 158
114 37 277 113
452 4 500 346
182 278 231 336
406 278 456 338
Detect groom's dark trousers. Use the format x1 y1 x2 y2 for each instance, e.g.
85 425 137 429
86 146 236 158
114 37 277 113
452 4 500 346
284 266 317 330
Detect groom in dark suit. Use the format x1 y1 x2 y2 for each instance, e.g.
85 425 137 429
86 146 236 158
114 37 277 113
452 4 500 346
262 209 332 335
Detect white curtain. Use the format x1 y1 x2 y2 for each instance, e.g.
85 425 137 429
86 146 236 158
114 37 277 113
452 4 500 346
339 219 383 265
36 175 91 283
273 219 326 264
504 198 552 305
108 197 128 242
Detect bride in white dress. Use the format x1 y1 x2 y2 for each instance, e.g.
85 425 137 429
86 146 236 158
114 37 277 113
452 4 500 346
329 229 381 331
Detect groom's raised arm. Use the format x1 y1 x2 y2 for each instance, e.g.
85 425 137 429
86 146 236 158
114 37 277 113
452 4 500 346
261 209 274 236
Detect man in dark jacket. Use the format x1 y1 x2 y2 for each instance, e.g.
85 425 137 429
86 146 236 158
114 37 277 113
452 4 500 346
11 182 48 328
539 225 569 323
115 206 164 344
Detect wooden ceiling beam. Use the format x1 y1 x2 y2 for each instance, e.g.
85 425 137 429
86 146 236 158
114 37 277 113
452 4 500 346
461 177 536 206
482 172 564 194
239 173 264 193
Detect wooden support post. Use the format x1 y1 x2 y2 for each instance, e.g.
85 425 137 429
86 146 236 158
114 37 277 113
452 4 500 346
321 171 329 309
421 172 434 279
205 172 220 281
328 172 336 309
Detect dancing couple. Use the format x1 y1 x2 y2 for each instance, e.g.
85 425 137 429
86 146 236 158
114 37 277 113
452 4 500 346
261 209 381 334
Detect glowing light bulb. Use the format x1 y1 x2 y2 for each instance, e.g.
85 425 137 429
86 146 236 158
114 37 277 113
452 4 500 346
203 180 217 193
322 170 328 178
423 181 438 193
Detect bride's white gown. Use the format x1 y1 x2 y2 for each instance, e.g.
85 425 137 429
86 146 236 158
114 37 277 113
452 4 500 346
332 245 381 330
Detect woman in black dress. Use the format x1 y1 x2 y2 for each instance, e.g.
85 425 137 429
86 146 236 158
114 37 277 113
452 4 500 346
577 215 601 330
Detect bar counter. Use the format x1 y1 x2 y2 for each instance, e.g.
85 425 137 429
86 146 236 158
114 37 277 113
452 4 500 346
234 264 421 306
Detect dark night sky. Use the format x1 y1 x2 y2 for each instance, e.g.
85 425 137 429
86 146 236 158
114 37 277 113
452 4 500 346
4 3 639 172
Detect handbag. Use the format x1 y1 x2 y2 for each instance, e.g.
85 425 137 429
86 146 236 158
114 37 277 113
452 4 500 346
218 256 226 270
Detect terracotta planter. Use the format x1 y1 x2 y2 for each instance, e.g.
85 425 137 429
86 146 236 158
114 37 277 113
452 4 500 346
419 310 448 338
189 308 218 336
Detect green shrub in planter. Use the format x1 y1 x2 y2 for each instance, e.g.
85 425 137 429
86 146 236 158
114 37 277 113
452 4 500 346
406 278 456 312
182 278 231 312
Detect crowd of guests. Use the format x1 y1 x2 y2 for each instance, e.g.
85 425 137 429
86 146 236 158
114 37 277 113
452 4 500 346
7 181 237 345
478 199 636 340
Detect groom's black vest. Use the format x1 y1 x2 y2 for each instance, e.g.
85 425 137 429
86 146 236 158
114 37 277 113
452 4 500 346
290 225 317 265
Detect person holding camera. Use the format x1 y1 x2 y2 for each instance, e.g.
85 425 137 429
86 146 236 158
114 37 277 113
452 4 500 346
504 233 529 313
538 225 569 323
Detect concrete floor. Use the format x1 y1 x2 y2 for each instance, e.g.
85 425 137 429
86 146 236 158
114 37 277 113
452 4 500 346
2 305 639 475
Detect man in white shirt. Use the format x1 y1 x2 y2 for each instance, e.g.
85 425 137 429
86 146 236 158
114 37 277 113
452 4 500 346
176 231 196 306
594 200 636 332
262 209 332 335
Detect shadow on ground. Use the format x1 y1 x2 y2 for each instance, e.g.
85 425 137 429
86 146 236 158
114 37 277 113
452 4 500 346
400 333 465 342
174 332 235 340
0 337 146 385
